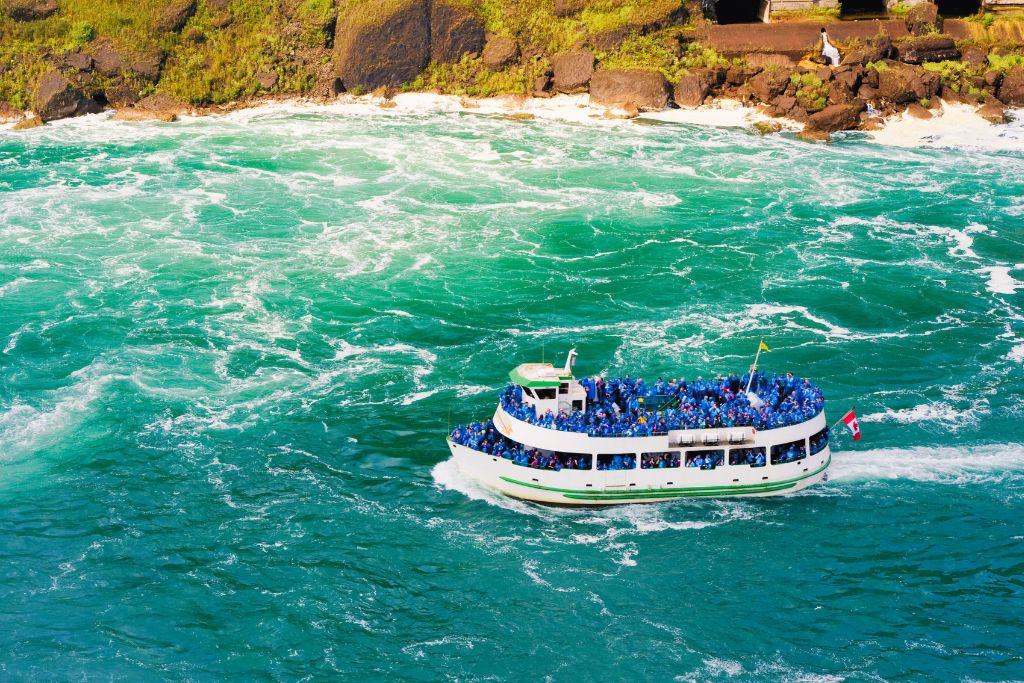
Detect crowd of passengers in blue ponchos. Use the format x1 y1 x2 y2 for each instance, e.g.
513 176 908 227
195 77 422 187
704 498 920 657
449 371 829 472
449 423 829 471
500 371 824 436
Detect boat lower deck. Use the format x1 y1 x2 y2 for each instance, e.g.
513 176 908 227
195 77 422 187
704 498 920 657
450 442 831 505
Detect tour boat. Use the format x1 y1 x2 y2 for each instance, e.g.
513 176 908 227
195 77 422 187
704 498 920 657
447 350 831 505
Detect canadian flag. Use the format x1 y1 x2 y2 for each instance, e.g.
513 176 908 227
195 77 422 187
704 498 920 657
841 409 861 441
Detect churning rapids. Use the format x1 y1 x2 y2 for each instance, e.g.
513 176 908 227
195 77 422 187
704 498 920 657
1 104 1022 681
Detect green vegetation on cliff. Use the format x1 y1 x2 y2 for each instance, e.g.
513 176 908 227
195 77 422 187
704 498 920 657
0 0 335 110
159 0 334 104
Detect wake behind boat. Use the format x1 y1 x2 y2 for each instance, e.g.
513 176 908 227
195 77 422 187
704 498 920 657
447 349 832 505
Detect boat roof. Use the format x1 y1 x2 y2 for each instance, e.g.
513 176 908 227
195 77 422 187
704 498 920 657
509 363 573 388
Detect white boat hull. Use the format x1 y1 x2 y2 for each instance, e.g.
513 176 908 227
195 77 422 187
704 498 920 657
448 440 831 505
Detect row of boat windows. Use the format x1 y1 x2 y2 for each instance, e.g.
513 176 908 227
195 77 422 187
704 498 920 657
492 427 830 472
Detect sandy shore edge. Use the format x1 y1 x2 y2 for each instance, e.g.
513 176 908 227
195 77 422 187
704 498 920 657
1 92 1021 151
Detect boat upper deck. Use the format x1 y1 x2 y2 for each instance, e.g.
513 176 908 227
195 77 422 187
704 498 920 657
500 371 824 437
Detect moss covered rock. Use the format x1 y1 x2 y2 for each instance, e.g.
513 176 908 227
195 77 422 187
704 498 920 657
335 0 431 91
431 1 485 64
32 71 102 121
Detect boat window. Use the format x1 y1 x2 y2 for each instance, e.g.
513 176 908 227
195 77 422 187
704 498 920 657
597 453 636 470
535 388 556 400
522 386 537 399
559 382 569 393
771 439 807 465
729 447 766 468
641 452 681 469
685 449 724 469
503 447 592 471
809 427 830 455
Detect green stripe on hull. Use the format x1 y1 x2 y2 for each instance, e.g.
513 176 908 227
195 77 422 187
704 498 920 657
498 456 830 501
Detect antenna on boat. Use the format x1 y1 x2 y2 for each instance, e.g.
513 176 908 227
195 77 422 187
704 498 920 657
563 348 577 373
744 337 770 409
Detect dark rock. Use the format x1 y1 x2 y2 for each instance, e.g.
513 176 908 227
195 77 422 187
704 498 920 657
552 49 594 94
978 101 1008 124
807 102 865 132
430 1 484 64
590 27 628 52
827 79 854 105
532 75 552 98
863 67 880 89
796 128 831 143
553 0 589 17
62 51 92 71
155 0 197 33
753 120 783 135
770 94 797 117
112 108 176 122
998 66 1024 106
132 51 164 82
746 53 795 70
91 42 124 77
335 0 430 91
627 0 687 33
12 115 44 130
256 71 279 89
134 93 188 114
961 46 987 70
894 35 959 65
747 68 789 104
103 83 141 108
3 0 57 21
726 65 759 86
32 71 102 121
674 69 714 107
984 70 1002 88
877 63 938 103
590 69 669 111
482 35 518 70
841 36 892 66
905 3 939 36
905 102 932 119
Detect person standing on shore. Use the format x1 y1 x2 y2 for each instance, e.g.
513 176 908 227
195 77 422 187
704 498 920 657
821 27 841 66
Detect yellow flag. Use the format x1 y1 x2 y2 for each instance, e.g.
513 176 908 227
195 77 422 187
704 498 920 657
760 340 771 352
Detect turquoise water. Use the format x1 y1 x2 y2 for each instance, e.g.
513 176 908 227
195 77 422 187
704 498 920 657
1 107 1023 681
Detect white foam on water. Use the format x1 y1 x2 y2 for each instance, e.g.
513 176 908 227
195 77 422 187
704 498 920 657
0 276 30 297
830 443 1024 484
977 264 1024 294
865 102 1024 151
1007 342 1024 364
0 362 125 465
860 401 989 430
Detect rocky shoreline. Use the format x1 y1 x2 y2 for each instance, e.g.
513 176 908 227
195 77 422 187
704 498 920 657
1 0 1023 142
